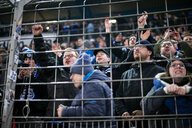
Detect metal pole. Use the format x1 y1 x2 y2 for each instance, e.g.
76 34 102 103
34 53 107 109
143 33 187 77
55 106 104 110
2 0 31 128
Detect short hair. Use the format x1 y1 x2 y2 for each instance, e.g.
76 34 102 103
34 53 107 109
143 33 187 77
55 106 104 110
129 34 136 39
63 48 79 58
0 48 7 54
183 32 192 38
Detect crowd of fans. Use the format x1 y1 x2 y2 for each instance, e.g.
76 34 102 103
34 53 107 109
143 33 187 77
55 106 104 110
0 10 192 128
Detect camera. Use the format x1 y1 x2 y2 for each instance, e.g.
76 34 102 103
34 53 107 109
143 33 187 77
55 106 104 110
22 63 29 67
18 62 29 67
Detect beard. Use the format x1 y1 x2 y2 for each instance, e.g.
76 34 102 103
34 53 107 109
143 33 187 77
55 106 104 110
134 53 149 61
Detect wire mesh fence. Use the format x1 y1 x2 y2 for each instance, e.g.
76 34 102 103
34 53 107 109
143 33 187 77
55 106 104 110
0 0 192 128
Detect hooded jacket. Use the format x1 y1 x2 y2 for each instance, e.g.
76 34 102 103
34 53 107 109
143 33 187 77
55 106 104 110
143 72 192 128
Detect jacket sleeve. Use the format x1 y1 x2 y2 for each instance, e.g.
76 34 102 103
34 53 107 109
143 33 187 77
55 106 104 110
115 73 128 116
112 49 134 79
62 83 108 116
34 34 55 66
105 33 127 61
179 41 192 64
142 87 166 115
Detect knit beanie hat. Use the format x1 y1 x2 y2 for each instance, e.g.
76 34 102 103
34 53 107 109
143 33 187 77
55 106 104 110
22 49 36 63
70 53 94 75
135 40 154 56
83 40 92 48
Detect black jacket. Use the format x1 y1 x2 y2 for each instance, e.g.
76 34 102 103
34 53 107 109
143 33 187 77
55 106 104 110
14 35 57 117
33 34 79 117
45 67 79 117
14 69 49 116
95 65 110 77
115 61 164 116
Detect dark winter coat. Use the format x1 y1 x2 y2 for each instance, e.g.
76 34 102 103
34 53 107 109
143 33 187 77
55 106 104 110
95 65 111 77
33 34 79 117
142 72 192 128
14 34 58 117
115 61 164 116
179 41 192 65
14 68 49 116
62 70 115 128
45 67 79 117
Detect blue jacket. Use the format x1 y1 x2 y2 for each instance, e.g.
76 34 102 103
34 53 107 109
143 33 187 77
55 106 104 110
62 70 115 127
143 72 192 127
153 73 192 115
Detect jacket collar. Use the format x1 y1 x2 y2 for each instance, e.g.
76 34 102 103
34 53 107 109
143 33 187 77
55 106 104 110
131 60 155 68
155 72 190 87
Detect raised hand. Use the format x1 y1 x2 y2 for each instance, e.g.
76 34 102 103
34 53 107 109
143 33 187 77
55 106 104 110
138 11 148 28
163 29 175 40
105 18 112 32
140 29 151 40
173 29 182 42
32 24 43 36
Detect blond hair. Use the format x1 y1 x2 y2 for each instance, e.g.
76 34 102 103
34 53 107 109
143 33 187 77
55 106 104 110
63 48 79 58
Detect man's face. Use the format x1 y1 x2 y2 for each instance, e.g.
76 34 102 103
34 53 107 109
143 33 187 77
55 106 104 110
24 57 35 67
183 36 192 48
169 60 186 78
76 38 83 47
116 34 123 42
129 36 136 47
96 51 110 65
98 40 106 48
160 41 176 59
70 73 83 88
133 44 151 61
63 51 78 66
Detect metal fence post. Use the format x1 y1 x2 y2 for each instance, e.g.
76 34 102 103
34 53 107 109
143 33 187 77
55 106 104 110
2 0 31 128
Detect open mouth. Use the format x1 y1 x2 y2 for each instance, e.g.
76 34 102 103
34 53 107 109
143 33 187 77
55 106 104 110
97 58 102 61
65 61 70 64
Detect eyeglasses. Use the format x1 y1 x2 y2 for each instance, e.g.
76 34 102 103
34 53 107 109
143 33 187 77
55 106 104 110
133 45 146 50
171 63 185 68
161 42 173 47
63 54 76 59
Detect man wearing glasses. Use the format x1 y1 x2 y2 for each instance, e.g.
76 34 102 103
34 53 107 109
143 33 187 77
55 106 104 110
115 40 164 128
154 39 179 68
32 25 79 120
